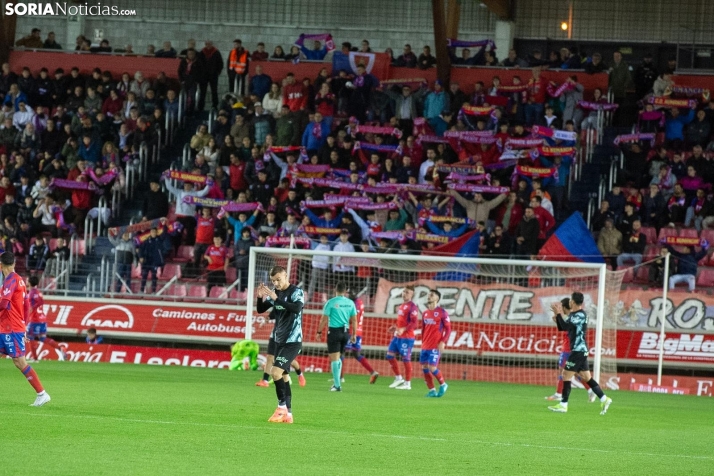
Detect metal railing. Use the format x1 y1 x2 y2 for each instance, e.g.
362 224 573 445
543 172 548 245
178 89 186 127
586 194 597 230
208 108 217 134
125 162 135 200
139 142 149 182
182 143 191 168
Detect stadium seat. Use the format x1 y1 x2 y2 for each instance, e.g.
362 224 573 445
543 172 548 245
680 228 698 239
165 284 187 297
226 267 237 283
187 285 207 300
209 286 227 298
696 269 714 288
635 266 650 283
72 239 86 257
640 227 657 244
657 227 678 242
131 263 142 279
174 245 194 262
159 263 182 280
644 245 660 261
621 267 634 283
700 229 714 245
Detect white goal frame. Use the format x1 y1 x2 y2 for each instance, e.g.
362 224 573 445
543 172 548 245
247 247 609 382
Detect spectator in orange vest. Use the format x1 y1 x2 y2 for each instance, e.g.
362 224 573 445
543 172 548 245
227 39 249 96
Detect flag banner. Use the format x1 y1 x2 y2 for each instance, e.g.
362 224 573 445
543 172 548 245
647 97 698 109
546 81 575 97
504 138 544 149
332 51 390 77
577 100 619 111
538 213 603 263
109 218 166 237
515 165 557 178
446 38 495 49
613 133 656 145
294 33 335 51
531 125 577 142
447 183 509 194
354 125 403 138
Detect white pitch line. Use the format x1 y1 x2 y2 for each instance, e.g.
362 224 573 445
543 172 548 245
0 411 446 442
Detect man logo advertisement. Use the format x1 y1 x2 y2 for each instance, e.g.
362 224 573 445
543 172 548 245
5 2 136 16
80 305 134 329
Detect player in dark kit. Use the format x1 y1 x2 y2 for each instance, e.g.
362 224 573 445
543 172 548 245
548 292 613 415
256 266 304 424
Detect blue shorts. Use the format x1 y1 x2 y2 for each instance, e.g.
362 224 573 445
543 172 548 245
27 323 47 338
387 337 414 360
344 336 362 352
420 349 441 366
558 352 570 369
0 332 26 358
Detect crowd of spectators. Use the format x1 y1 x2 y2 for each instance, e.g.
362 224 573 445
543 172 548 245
10 26 714 296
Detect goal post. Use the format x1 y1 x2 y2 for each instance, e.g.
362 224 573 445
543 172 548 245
246 247 622 388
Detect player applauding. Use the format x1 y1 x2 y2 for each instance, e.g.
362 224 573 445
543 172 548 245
420 290 451 398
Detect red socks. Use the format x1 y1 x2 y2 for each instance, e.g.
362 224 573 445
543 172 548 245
403 361 412 382
21 366 44 393
432 369 445 385
28 341 39 360
357 355 375 374
556 378 564 394
43 338 62 351
388 358 400 376
423 369 434 389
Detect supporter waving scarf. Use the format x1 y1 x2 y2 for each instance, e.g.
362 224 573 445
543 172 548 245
86 168 119 187
504 137 544 150
447 183 509 194
446 38 495 49
411 231 451 245
164 170 209 185
670 86 710 101
613 132 656 146
302 198 355 209
459 105 495 116
50 178 102 194
537 146 576 157
354 125 403 138
134 221 183 246
428 216 472 225
531 125 577 142
416 135 451 145
647 97 698 109
109 218 165 237
294 33 335 51
182 196 233 208
546 81 575 98
445 172 491 183
345 201 397 210
302 226 343 236
515 165 557 178
324 194 369 204
577 100 618 111
266 236 312 248
353 141 403 155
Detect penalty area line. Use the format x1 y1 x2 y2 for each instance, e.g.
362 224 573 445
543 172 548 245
0 411 446 442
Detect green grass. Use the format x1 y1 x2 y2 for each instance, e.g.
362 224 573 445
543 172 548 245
0 361 711 476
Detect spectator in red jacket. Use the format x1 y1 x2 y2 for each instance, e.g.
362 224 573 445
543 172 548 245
530 195 555 245
496 192 524 236
282 73 307 112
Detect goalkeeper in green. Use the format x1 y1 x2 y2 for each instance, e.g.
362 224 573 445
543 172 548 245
230 340 260 371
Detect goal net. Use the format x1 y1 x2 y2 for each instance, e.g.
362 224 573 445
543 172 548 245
246 247 624 389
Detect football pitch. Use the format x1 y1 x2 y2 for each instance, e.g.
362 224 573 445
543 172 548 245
1 361 711 475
